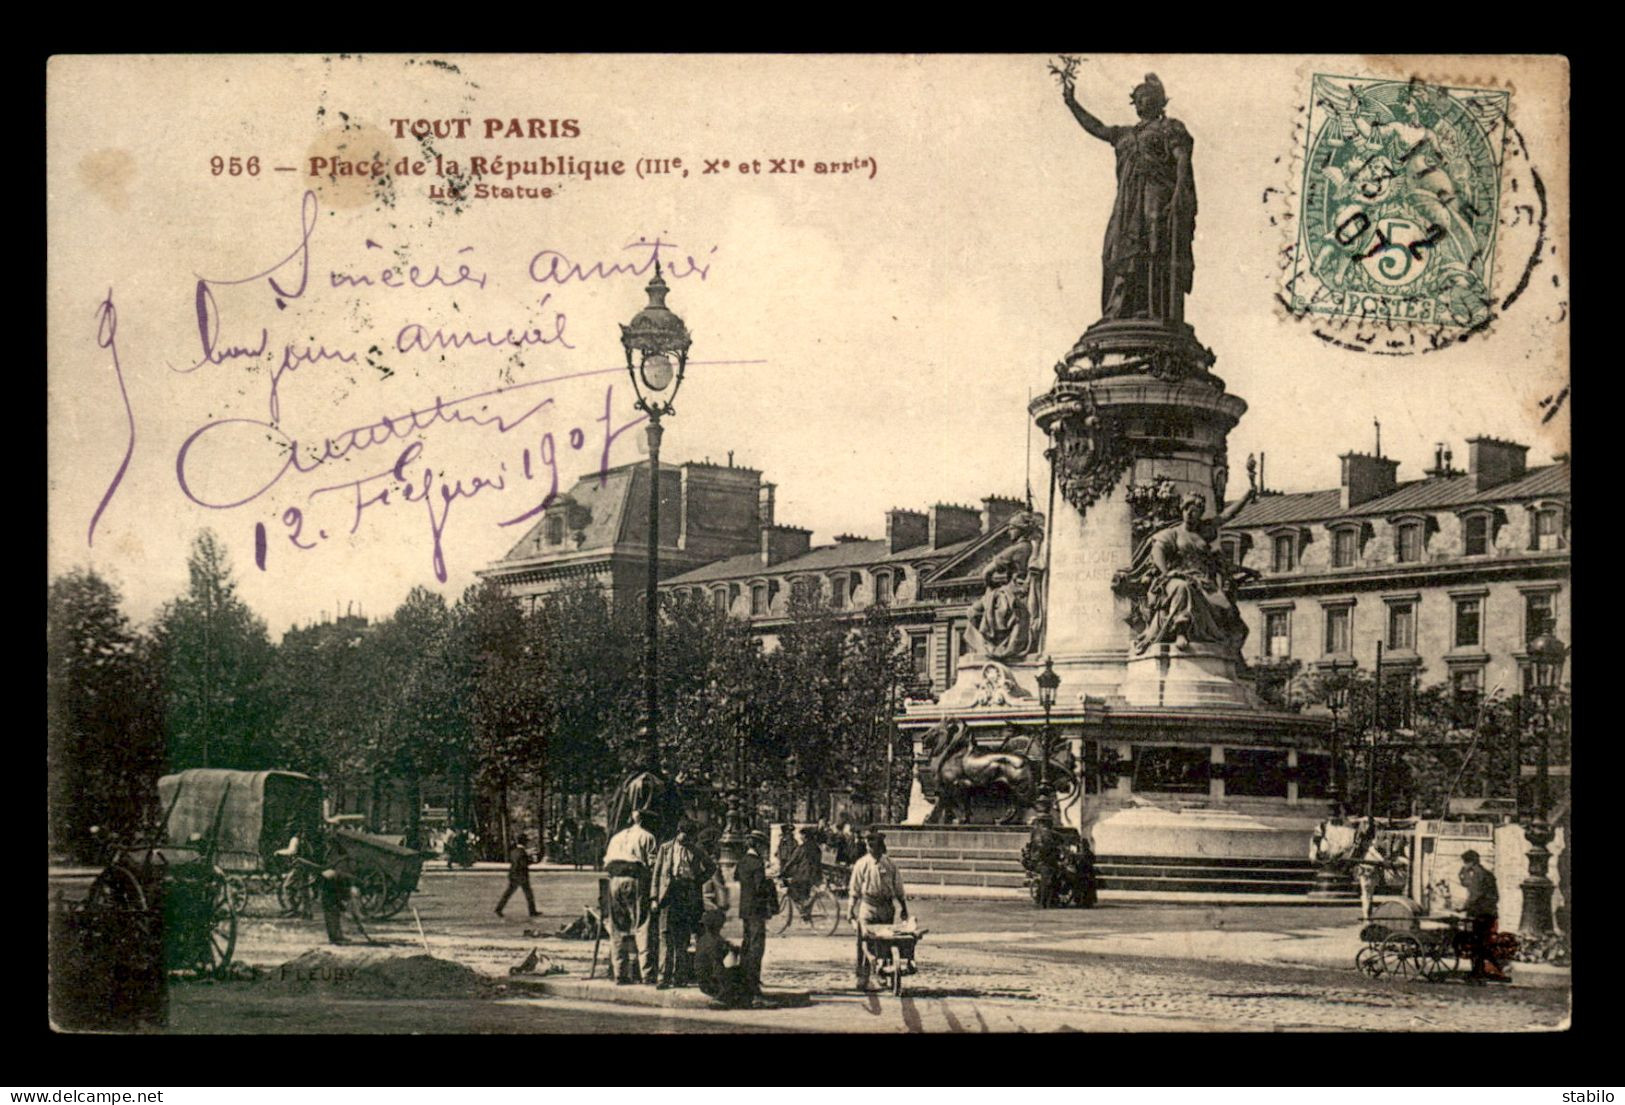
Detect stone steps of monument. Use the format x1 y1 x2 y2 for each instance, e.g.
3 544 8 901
879 826 1321 899
1100 875 1320 894
889 846 1031 865
897 869 1030 890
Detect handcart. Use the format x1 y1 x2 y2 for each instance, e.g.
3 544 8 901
859 920 929 996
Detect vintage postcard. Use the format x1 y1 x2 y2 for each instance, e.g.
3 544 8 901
47 54 1569 1035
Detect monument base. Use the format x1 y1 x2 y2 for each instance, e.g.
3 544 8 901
1120 642 1260 709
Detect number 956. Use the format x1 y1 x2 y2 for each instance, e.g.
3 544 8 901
210 155 260 176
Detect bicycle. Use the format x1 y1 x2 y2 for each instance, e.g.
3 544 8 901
772 877 841 935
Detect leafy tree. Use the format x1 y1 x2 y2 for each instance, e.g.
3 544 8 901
150 531 277 770
47 569 164 861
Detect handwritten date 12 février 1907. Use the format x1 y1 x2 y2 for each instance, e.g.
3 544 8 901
89 191 722 584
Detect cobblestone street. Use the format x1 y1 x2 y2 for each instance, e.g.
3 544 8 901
61 866 1566 1034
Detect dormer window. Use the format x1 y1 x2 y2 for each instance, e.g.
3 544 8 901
1272 533 1296 572
1332 526 1359 568
545 514 565 545
1221 537 1240 565
873 571 893 605
1463 513 1490 556
1396 521 1423 563
1534 507 1565 551
790 578 812 605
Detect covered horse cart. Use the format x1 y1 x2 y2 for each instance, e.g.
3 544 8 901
158 769 326 914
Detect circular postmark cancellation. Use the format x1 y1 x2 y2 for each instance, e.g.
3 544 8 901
1272 73 1550 356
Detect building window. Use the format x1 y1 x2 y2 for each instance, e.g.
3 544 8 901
712 588 728 614
1535 508 1564 550
1463 514 1490 556
1454 597 1482 649
790 578 810 605
873 571 893 605
1396 522 1423 563
1222 538 1240 565
910 634 929 680
1451 667 1483 721
1333 527 1358 568
1272 534 1296 572
751 583 768 616
728 583 741 610
1525 591 1555 644
1324 606 1352 656
545 515 565 544
830 574 847 609
1388 602 1416 651
1265 610 1291 659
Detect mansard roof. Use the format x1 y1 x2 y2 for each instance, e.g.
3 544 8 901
663 533 979 586
1224 462 1569 528
493 461 652 563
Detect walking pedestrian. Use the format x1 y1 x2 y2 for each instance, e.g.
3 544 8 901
847 830 908 991
1455 849 1502 982
651 817 713 989
736 828 776 1004
495 833 539 918
603 809 658 985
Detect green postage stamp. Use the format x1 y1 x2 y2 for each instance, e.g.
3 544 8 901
1286 74 1511 331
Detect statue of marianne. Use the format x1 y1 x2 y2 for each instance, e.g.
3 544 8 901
1060 70 1197 324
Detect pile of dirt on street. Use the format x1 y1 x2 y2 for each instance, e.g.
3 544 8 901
262 949 496 999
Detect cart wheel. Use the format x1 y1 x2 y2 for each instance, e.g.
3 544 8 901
1421 947 1459 982
198 873 238 977
355 869 393 919
376 889 411 921
1355 946 1384 977
86 864 148 914
225 876 250 916
1380 934 1421 979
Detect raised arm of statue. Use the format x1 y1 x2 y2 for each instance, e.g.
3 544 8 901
1062 84 1116 143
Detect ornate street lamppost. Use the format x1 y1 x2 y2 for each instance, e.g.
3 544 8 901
1325 672 1352 822
619 262 692 781
1036 657 1061 809
1518 632 1567 939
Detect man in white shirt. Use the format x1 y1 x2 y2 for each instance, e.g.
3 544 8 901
602 809 658 984
847 830 909 991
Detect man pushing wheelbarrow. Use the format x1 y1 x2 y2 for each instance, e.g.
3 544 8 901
847 830 913 992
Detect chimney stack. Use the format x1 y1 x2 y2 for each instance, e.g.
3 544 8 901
886 508 929 553
928 503 982 549
760 524 812 566
980 495 1024 534
757 482 776 527
1466 436 1529 491
1339 451 1401 509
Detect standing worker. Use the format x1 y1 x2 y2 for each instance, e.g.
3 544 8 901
314 830 358 945
1455 849 1502 983
603 809 658 985
847 830 909 991
735 828 775 1004
651 817 713 989
495 833 539 919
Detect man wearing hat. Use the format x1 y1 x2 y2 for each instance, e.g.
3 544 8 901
735 828 775 1000
781 825 825 925
651 817 714 989
847 830 909 990
495 833 539 919
1455 849 1501 982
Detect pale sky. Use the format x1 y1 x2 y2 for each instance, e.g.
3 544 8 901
48 54 1569 634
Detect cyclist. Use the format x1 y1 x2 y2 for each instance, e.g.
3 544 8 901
780 826 823 923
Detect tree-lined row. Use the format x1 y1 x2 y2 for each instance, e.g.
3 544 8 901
48 532 914 862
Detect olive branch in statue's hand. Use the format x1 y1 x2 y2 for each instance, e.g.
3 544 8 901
1048 54 1082 96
